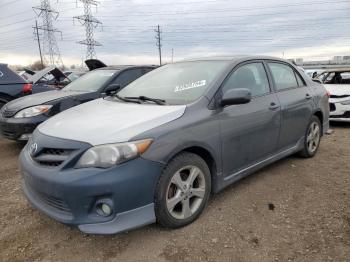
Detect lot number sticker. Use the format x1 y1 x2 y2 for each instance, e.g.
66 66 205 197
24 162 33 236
174 80 206 92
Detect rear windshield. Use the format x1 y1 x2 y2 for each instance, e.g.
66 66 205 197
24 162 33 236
63 70 117 92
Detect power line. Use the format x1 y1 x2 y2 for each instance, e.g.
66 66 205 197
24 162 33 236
33 20 44 68
2 0 23 7
155 25 162 65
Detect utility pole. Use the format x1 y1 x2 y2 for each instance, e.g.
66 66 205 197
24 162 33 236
33 0 63 67
155 25 162 65
74 0 102 60
171 48 174 63
33 20 44 69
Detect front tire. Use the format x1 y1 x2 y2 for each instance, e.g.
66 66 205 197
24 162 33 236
155 152 211 229
298 115 322 158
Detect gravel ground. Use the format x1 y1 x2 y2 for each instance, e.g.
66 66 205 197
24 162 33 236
0 124 349 262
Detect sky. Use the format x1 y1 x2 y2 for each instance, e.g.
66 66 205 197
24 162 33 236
0 0 350 67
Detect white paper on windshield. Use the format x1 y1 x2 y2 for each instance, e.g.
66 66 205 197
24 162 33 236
174 80 206 92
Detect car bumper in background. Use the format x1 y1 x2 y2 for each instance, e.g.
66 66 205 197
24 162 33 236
20 144 164 234
0 115 47 140
329 99 350 122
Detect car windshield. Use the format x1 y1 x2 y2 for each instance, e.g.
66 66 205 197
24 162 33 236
117 61 230 105
63 69 116 92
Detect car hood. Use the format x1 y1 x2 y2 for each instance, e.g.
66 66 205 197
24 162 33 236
28 66 67 84
5 90 87 112
324 84 350 96
38 99 186 146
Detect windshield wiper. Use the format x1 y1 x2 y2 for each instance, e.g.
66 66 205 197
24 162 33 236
114 94 141 104
124 96 167 105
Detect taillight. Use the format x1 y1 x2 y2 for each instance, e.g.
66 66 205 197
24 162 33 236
326 90 331 98
22 83 32 94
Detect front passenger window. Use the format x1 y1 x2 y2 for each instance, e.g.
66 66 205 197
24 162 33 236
222 63 270 97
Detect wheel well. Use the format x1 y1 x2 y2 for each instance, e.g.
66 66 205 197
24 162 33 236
182 146 217 179
313 111 324 133
0 93 12 102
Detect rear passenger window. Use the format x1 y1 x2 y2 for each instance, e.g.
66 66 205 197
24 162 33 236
268 63 298 90
222 63 270 97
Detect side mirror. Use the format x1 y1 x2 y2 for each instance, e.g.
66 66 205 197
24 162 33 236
312 78 322 84
104 84 121 96
220 88 252 107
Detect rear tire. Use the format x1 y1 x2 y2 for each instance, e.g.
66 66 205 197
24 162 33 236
155 152 211 229
298 115 322 158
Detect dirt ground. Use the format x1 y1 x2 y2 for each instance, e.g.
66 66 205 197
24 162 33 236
0 124 349 262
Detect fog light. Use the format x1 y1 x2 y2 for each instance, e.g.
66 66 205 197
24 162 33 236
19 134 32 141
95 201 113 217
101 204 112 216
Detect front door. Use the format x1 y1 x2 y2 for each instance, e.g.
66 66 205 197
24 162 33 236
218 61 281 178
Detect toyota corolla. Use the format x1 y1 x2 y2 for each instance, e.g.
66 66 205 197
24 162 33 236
20 56 329 234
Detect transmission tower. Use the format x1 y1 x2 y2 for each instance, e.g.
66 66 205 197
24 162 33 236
74 0 102 60
33 0 63 66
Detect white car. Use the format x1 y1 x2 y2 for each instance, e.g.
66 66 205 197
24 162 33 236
316 69 350 122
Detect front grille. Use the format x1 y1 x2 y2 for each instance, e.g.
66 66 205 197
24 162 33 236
32 148 73 167
329 103 336 112
331 111 350 119
25 180 73 216
330 94 350 99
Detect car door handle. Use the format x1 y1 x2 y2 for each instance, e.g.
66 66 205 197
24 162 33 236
305 94 312 100
269 102 280 110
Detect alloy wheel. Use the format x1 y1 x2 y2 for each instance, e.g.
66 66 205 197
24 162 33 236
307 121 321 153
166 165 206 220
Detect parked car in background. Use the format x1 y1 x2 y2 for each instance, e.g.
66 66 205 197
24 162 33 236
0 63 32 109
315 68 350 122
19 56 329 234
0 64 156 141
28 66 73 94
63 71 86 82
18 68 36 81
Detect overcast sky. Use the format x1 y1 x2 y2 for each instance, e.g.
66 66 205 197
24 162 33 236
0 0 349 66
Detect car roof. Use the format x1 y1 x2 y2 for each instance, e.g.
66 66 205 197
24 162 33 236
98 65 157 71
179 55 289 63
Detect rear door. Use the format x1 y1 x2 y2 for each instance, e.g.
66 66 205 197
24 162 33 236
219 61 281 177
266 61 313 150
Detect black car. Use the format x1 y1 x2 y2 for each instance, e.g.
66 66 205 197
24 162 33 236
0 63 32 109
0 64 156 141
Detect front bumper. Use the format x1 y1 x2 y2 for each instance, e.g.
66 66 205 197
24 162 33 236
20 142 164 234
0 114 47 140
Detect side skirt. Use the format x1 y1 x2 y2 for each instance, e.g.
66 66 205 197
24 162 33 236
213 138 304 193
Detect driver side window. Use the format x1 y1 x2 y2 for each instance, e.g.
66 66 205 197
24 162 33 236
222 63 270 97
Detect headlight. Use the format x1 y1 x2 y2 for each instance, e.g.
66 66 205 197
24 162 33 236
75 139 153 169
341 100 350 105
14 105 52 118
